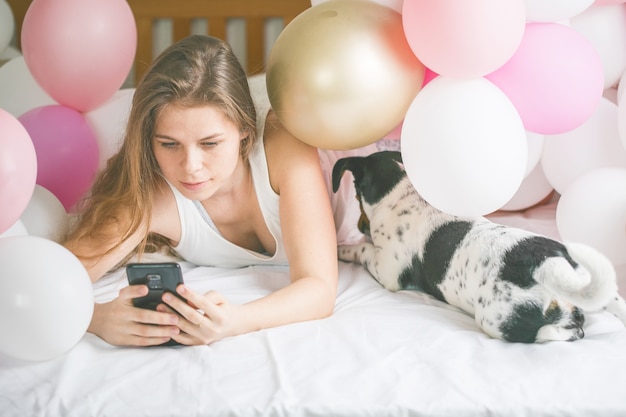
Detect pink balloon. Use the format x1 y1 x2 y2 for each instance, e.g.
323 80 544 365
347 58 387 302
21 0 136 112
594 0 626 4
0 109 37 234
18 105 99 211
402 0 526 78
422 67 439 87
486 23 604 135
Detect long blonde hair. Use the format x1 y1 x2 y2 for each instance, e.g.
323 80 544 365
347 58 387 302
63 35 257 263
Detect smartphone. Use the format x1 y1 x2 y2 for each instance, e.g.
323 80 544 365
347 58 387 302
126 262 185 346
126 262 185 310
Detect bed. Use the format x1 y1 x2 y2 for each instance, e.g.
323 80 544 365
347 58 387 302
1 204 626 417
2 1 626 416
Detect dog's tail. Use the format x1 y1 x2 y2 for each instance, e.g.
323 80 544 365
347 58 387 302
604 295 626 325
534 242 617 312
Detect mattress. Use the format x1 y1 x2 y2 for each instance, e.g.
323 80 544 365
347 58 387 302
1 202 625 417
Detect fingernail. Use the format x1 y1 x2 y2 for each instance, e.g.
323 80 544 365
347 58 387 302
170 327 179 335
178 285 186 294
163 293 172 302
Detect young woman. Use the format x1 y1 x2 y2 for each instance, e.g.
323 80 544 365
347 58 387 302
62 35 339 347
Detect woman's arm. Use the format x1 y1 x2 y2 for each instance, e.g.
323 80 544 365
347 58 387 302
233 126 339 326
162 115 339 345
260 116 339 320
63 211 182 346
63 221 146 284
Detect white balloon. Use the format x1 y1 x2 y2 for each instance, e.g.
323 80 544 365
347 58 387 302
0 0 14 55
525 131 545 177
0 219 28 238
617 67 626 103
311 0 403 13
603 86 619 105
0 236 93 361
556 167 626 265
524 0 594 22
0 45 20 61
542 97 626 194
85 88 134 170
400 77 527 217
617 89 626 151
21 185 68 242
500 162 554 211
0 56 57 117
570 4 626 89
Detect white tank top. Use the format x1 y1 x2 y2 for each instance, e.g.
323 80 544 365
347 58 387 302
168 80 288 267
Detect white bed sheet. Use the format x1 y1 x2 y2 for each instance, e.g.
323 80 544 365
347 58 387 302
1 204 625 417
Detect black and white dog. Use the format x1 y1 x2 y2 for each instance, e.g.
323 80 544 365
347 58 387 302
333 151 626 343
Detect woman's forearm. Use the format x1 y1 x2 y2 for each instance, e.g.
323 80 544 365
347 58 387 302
239 276 337 333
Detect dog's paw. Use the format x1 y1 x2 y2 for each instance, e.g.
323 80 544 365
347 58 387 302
535 324 584 343
338 244 368 264
337 245 356 262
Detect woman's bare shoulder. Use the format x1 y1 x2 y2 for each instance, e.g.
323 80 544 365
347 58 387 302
263 111 321 191
149 179 181 243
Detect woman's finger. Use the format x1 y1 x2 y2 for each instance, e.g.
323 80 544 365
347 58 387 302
171 318 219 346
133 304 180 326
128 336 172 347
170 331 201 346
128 320 179 339
93 297 180 347
118 284 149 301
177 286 225 319
162 292 207 325
118 285 180 326
159 286 237 346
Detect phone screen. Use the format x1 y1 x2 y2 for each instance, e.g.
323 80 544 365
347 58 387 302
126 262 185 310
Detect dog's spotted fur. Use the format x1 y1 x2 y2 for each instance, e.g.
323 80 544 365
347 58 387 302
333 151 626 343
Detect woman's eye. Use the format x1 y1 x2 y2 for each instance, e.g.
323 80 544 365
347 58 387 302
201 141 218 148
159 141 177 149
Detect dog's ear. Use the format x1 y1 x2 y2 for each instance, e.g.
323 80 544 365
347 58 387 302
379 150 405 173
332 157 363 193
387 151 403 164
389 151 406 172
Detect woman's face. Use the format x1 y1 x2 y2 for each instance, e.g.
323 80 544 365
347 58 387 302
153 103 247 201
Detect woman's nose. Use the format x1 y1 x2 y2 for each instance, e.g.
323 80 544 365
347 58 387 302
183 148 203 173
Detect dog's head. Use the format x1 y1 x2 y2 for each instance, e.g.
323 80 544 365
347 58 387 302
332 151 406 236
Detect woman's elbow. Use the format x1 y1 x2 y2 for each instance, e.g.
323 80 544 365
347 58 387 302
318 279 338 319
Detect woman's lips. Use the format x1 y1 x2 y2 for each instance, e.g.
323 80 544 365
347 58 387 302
180 180 207 191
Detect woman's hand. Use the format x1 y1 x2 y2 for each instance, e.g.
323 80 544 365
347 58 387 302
158 285 244 345
88 285 181 346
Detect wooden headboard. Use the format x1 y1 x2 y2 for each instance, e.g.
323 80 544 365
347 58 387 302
7 0 311 85
127 0 311 84
6 0 30 49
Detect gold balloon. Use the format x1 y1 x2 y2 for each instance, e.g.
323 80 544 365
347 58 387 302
266 0 425 150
